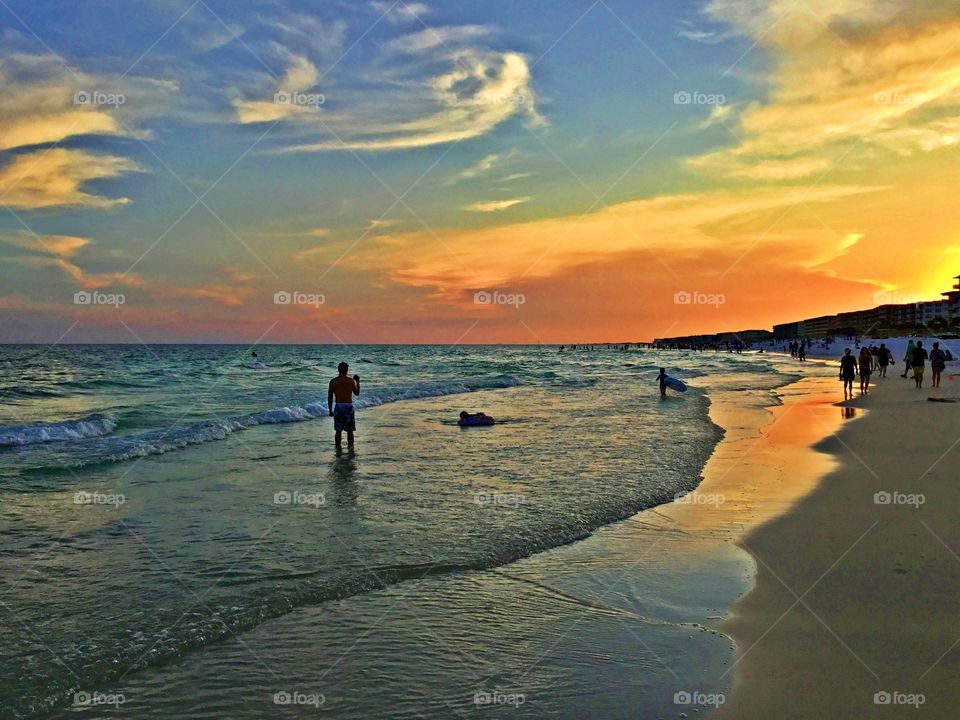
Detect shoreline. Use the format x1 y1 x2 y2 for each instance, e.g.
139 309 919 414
716 357 960 718
34 356 815 719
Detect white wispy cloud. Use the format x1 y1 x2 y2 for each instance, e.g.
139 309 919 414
0 232 145 289
229 6 543 153
233 54 326 123
697 104 734 129
0 233 90 257
447 152 514 184
0 49 179 210
385 24 493 53
0 149 140 210
372 1 431 24
270 49 543 152
463 196 531 212
677 19 727 44
0 51 178 152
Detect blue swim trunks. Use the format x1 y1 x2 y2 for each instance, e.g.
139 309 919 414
333 403 355 432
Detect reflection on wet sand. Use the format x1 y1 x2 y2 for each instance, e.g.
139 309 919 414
329 448 359 505
659 375 847 540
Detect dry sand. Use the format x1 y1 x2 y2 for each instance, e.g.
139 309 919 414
717 366 960 718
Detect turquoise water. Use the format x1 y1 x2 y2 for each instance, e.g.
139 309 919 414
0 345 796 718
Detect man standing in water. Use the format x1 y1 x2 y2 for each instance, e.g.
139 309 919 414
328 362 361 447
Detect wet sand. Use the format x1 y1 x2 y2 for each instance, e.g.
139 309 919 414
719 368 960 718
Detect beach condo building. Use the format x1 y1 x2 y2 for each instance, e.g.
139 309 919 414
738 329 774 344
798 315 834 339
873 304 908 335
894 302 919 327
941 274 960 319
773 321 801 340
835 309 872 336
919 300 949 324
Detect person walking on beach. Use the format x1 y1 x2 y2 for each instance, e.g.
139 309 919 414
328 362 361 448
840 348 857 400
798 341 806 361
877 343 890 377
930 341 947 388
901 339 916 378
858 347 874 394
910 341 928 389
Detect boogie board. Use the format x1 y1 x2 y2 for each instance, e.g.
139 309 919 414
660 376 688 392
458 415 495 426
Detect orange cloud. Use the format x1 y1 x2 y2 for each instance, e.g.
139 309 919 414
690 7 960 179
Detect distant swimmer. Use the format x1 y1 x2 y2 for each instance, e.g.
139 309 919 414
328 361 361 448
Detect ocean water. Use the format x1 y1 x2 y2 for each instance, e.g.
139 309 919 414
0 345 799 718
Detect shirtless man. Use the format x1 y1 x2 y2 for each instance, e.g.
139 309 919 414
328 362 361 447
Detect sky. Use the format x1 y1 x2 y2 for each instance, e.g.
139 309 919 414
3 0 960 344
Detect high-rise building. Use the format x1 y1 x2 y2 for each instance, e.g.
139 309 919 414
941 275 960 319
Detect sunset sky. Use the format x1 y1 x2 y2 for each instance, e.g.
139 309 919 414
3 0 960 343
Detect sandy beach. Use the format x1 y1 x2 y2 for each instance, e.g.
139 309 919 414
719 356 960 718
